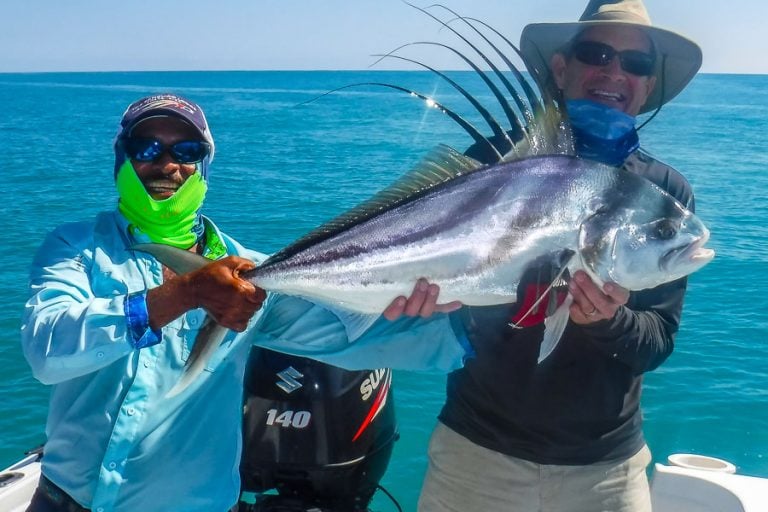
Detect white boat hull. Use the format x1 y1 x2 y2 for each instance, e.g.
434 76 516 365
2 452 767 511
650 454 768 512
0 452 41 512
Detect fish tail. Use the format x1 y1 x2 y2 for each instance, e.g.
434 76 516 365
165 321 228 398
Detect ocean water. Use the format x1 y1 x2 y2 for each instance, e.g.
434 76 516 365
0 71 766 511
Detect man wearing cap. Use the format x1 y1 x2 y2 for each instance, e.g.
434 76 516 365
21 94 465 512
418 1 702 511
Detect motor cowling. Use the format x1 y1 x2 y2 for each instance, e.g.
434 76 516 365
240 347 397 512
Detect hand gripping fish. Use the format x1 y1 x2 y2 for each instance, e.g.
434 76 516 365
137 4 714 397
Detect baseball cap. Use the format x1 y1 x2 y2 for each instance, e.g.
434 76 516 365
113 93 215 176
118 94 215 157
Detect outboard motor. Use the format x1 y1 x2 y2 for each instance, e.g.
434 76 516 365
239 347 398 512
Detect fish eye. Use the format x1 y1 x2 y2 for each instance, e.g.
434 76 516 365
653 219 678 240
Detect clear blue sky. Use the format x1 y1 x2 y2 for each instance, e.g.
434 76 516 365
1 0 764 74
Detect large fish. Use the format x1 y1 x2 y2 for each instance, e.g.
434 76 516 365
139 5 714 396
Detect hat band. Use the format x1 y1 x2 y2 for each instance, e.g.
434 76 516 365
584 12 651 26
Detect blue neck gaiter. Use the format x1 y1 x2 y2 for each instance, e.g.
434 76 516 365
566 99 639 166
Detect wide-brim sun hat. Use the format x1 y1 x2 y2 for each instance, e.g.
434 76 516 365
520 0 703 114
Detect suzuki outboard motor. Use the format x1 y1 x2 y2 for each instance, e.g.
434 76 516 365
240 347 398 512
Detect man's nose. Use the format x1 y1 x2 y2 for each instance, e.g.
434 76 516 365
601 56 626 78
154 152 181 174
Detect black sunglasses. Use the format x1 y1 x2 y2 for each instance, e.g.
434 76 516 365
122 137 211 164
570 40 656 77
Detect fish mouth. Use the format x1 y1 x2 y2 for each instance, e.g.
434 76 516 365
663 231 715 271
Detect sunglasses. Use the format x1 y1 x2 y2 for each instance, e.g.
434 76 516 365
570 40 656 77
122 137 211 164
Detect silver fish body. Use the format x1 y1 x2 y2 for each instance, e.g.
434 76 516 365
138 149 713 397
245 153 712 314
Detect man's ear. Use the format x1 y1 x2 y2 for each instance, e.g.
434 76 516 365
550 53 567 89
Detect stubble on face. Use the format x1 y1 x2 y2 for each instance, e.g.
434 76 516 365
130 117 200 200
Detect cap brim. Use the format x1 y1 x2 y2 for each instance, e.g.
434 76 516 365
122 107 215 162
127 109 204 138
520 21 702 114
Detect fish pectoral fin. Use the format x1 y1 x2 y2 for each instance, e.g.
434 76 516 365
165 318 228 398
537 294 573 363
510 250 574 329
132 243 210 275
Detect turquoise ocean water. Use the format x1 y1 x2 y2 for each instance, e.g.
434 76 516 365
0 71 766 510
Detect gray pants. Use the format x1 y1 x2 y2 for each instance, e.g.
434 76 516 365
418 422 652 512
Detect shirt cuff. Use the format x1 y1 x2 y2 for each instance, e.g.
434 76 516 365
449 311 475 362
125 292 162 349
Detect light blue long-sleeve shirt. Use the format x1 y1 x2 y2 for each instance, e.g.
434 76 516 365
21 210 467 512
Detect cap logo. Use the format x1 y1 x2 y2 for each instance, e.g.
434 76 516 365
129 95 198 116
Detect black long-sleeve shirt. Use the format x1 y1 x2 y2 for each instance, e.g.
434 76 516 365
439 148 695 464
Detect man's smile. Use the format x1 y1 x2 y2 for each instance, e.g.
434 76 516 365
143 179 181 199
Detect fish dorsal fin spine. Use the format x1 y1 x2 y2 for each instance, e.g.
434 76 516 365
261 144 483 267
499 102 574 163
366 5 576 165
385 144 484 193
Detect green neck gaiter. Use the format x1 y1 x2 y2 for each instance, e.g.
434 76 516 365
116 160 207 249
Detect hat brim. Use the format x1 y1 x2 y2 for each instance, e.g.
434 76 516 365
520 21 702 114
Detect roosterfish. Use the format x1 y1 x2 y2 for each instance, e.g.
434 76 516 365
137 5 714 397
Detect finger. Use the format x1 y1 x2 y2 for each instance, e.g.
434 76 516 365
227 319 249 333
572 271 615 315
569 300 586 322
418 284 440 318
241 282 267 304
572 300 596 320
568 280 599 323
244 292 266 310
229 278 258 303
382 297 407 321
603 282 630 306
568 299 597 324
227 255 256 267
253 286 267 303
568 274 592 311
404 279 429 317
236 260 257 273
435 301 463 314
